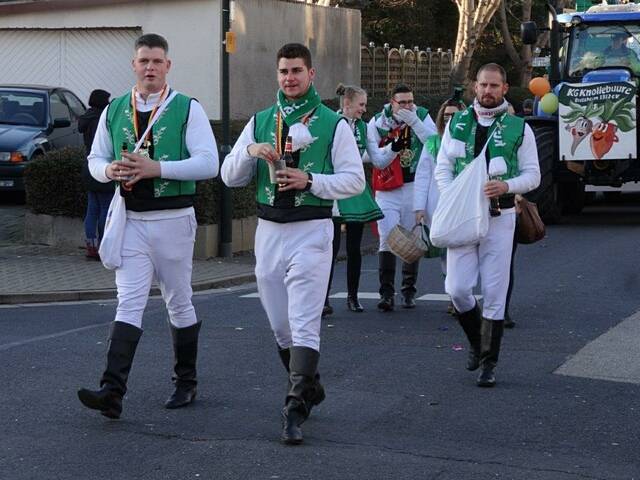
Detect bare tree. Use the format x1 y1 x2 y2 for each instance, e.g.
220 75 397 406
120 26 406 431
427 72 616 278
498 0 568 87
450 0 503 85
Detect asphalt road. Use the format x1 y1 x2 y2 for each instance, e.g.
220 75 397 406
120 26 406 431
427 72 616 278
1 197 640 480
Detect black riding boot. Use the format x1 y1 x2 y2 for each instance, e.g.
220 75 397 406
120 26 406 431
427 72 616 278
377 251 396 311
400 260 419 308
457 303 482 371
477 318 504 387
77 321 142 419
165 322 201 409
277 345 325 411
281 346 321 445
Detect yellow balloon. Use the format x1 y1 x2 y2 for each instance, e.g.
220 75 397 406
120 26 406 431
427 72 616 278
529 77 551 97
540 92 559 114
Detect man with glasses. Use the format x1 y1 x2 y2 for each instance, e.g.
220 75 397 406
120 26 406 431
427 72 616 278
367 84 436 311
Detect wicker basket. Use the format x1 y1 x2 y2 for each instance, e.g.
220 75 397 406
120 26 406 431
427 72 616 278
387 224 428 264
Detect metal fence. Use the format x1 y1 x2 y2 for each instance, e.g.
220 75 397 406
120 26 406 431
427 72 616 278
361 44 454 97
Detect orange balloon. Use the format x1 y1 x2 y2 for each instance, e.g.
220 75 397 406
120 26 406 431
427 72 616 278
529 77 551 97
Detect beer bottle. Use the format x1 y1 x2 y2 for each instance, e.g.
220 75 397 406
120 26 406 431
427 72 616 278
282 135 294 166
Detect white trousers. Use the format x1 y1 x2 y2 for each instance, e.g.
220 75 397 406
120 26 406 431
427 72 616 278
445 211 515 320
114 213 198 329
376 182 415 252
254 218 333 352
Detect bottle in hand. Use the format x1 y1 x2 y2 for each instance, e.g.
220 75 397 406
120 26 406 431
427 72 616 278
275 135 293 189
120 142 133 191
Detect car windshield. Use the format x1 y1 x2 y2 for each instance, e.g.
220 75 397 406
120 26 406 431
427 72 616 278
567 24 640 77
0 90 47 127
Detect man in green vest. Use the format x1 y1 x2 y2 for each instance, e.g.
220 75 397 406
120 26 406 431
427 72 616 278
78 33 219 419
367 84 437 311
222 43 364 445
434 63 540 387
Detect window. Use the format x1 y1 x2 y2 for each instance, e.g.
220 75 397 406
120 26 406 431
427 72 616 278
0 90 47 126
49 93 71 122
62 91 86 118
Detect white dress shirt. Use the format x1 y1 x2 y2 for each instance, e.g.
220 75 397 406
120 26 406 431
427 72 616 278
221 116 365 200
435 116 540 195
88 88 219 184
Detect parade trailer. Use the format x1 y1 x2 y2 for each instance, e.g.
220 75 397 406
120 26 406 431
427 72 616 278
522 0 640 221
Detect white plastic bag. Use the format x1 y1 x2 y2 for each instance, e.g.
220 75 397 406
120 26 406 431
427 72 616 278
99 186 126 270
429 154 490 248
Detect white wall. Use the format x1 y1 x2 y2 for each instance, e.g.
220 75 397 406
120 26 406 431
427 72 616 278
230 0 361 118
0 0 222 118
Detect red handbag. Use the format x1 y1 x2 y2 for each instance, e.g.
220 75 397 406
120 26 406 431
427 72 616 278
372 126 406 191
372 156 404 191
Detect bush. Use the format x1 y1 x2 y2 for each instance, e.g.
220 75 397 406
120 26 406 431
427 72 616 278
23 140 257 224
24 147 88 217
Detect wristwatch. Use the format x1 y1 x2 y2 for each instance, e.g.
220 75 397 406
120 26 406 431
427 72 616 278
303 172 313 192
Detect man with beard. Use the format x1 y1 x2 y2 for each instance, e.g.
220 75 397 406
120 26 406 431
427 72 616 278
221 43 364 444
435 63 540 387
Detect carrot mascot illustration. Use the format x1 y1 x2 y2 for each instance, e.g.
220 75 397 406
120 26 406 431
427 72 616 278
590 121 618 159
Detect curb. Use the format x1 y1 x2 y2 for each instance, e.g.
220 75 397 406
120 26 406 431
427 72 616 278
0 273 256 305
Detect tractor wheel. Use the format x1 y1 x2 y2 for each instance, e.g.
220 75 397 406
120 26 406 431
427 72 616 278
526 122 561 224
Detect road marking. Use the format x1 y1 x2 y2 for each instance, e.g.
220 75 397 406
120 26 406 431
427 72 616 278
240 292 482 302
0 322 110 352
555 310 640 385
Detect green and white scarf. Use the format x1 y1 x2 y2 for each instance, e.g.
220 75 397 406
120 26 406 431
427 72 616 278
277 84 322 126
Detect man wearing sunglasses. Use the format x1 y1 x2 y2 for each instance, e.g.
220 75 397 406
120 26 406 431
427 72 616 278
367 84 436 311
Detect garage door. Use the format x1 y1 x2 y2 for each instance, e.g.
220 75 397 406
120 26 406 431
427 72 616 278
0 28 142 105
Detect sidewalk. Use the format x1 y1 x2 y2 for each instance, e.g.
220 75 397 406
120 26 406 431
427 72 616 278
0 223 379 305
0 244 256 304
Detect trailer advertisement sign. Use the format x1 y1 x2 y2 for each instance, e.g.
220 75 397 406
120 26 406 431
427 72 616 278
558 81 637 161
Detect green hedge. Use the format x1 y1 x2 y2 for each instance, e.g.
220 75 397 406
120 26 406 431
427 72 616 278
24 147 88 217
23 138 257 224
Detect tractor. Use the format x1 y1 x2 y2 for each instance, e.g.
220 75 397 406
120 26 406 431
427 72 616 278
521 0 640 221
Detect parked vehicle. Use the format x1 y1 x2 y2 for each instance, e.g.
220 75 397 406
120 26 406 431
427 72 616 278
0 85 86 191
521 1 640 222
522 2 640 222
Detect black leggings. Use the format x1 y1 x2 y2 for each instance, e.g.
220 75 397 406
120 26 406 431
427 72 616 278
504 224 519 317
326 220 365 301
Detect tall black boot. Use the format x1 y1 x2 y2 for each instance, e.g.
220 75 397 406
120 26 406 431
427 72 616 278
77 321 142 419
165 322 201 409
457 303 482 371
377 251 396 312
277 345 325 410
400 260 419 308
281 346 320 445
477 318 504 388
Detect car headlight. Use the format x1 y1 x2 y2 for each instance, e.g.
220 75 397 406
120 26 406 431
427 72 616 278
0 152 24 162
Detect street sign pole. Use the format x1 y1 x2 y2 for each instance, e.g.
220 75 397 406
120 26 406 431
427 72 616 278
219 0 233 257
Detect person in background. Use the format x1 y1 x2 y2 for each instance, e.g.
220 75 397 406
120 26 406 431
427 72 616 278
78 89 112 260
324 83 383 315
413 97 465 314
367 84 437 311
518 99 534 117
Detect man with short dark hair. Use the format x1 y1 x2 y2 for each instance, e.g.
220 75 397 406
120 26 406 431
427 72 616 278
367 83 436 311
222 42 364 445
77 33 219 418
435 63 540 387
